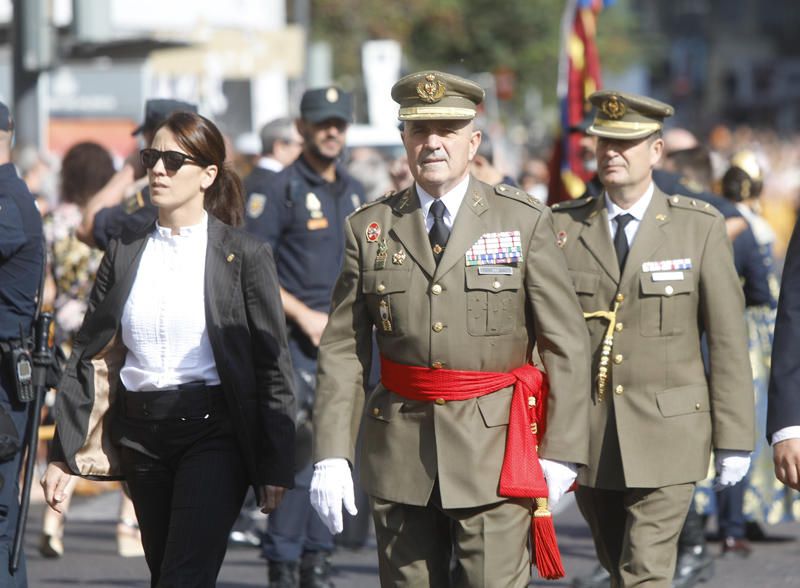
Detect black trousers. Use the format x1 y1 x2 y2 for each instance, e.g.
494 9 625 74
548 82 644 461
116 389 249 587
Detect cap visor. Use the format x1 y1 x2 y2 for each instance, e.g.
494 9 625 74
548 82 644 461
587 124 657 141
398 106 476 121
303 109 350 124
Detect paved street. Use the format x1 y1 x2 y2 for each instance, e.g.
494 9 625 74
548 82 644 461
25 491 800 587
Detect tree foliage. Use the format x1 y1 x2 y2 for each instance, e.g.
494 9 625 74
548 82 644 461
311 0 646 109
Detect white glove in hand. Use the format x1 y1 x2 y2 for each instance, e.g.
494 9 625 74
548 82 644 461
714 450 751 489
539 459 577 509
309 458 357 534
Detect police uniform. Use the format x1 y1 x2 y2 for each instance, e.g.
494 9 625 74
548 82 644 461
244 87 366 575
92 185 156 251
551 91 754 587
312 72 591 587
92 99 198 251
0 101 43 583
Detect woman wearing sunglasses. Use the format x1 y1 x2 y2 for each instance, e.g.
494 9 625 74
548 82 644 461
41 111 296 586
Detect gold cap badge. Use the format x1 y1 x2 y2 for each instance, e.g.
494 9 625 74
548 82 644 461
600 95 626 120
326 87 339 103
416 74 446 104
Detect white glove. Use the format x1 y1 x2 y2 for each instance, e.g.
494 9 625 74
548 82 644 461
714 449 751 489
539 459 578 509
309 458 358 534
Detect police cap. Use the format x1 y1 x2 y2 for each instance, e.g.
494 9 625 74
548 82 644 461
300 87 353 124
391 71 484 121
587 90 674 140
132 98 198 136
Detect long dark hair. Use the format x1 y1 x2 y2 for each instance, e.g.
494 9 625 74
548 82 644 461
155 111 244 226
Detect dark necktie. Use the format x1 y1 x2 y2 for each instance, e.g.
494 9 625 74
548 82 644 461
614 213 634 271
429 199 450 263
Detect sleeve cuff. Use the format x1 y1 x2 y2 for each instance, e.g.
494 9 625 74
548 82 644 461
771 426 800 445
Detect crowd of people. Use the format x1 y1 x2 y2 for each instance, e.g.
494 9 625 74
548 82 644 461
0 64 798 588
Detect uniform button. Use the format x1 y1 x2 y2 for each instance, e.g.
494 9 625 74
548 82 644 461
431 284 442 295
614 354 624 365
432 322 444 332
665 285 674 296
615 322 624 332
615 293 625 302
695 403 701 410
435 398 446 405
377 284 386 293
615 385 624 395
493 280 502 289
431 361 443 369
372 408 380 416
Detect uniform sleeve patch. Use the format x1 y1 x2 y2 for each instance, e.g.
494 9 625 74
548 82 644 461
246 193 267 218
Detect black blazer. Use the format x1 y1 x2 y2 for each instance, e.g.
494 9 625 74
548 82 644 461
768 218 800 440
53 214 296 487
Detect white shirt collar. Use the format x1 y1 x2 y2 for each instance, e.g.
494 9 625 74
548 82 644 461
417 174 471 225
258 156 283 173
605 182 655 222
155 211 208 239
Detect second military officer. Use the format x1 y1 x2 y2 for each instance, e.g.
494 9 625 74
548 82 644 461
552 91 755 587
245 87 365 588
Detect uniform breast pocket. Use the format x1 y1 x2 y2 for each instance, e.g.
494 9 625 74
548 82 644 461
362 269 411 336
569 270 601 298
465 267 522 336
639 272 696 337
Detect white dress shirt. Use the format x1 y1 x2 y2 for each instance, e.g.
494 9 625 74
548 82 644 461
120 212 220 391
605 182 655 246
417 174 471 233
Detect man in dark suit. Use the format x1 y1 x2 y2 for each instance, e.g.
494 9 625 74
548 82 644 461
768 219 800 490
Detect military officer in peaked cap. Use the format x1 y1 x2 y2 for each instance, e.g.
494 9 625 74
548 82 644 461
309 70 591 586
551 90 754 587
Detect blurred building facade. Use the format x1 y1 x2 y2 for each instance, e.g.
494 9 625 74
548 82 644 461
633 0 800 133
0 0 304 155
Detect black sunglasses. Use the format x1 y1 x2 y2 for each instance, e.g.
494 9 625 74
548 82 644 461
140 148 203 172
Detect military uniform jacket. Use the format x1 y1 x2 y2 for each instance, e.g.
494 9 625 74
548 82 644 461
313 177 591 509
552 188 755 489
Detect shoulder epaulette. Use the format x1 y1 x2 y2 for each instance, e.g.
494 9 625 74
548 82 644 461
494 184 542 210
551 195 594 212
122 191 145 215
349 191 394 217
666 194 719 216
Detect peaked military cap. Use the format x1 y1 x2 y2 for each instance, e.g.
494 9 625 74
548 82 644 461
587 90 674 140
391 71 484 121
300 87 353 124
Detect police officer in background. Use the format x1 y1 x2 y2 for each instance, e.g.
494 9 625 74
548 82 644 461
244 117 304 195
245 87 365 588
0 100 44 584
76 98 197 250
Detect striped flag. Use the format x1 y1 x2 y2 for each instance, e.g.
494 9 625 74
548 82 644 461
548 0 613 205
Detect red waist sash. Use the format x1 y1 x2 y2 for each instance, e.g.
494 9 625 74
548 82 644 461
379 355 549 500
379 355 566 579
